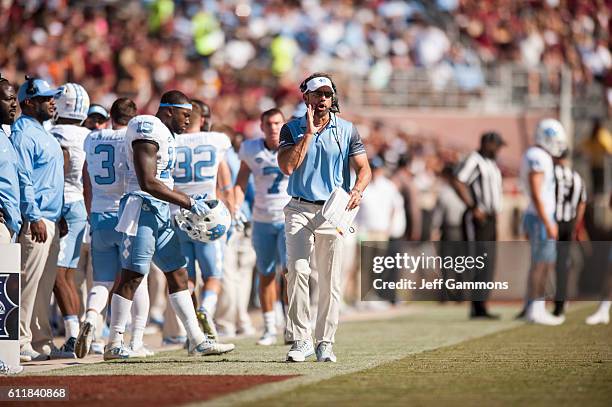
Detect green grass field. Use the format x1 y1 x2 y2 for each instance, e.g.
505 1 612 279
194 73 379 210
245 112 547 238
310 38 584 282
26 303 611 406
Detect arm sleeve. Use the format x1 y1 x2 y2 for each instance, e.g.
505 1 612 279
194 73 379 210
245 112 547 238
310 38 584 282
525 149 546 173
455 153 479 184
348 124 366 156
278 124 295 150
11 132 42 222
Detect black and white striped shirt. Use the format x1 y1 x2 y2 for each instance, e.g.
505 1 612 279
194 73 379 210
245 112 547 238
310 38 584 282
455 151 503 215
554 164 587 223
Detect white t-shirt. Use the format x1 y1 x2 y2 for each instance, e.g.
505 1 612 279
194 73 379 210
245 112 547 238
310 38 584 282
520 146 556 220
51 124 90 203
84 128 128 213
124 115 176 200
172 131 231 198
238 138 290 223
356 175 403 235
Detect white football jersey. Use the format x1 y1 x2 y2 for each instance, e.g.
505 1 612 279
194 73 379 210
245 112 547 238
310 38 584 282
520 146 556 220
51 124 90 203
239 138 290 223
125 115 176 200
172 131 231 198
84 128 128 213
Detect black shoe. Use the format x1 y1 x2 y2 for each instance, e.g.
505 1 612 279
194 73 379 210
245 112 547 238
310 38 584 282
470 310 500 320
515 307 528 320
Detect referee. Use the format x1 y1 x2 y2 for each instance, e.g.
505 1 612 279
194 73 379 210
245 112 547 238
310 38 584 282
553 149 587 317
452 131 505 319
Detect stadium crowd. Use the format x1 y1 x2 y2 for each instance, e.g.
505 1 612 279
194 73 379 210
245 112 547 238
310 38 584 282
0 0 610 374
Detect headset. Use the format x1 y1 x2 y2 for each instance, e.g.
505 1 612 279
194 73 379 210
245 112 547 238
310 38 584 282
299 73 341 114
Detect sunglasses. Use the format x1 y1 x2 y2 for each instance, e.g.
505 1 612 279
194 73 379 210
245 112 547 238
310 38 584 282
310 90 333 99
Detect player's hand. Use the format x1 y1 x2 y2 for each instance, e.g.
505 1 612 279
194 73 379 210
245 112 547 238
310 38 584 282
190 194 211 216
346 188 362 210
30 219 47 243
545 221 558 240
233 210 248 233
58 217 69 238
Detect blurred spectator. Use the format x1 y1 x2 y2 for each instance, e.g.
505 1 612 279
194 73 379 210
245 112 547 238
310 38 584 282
580 118 612 194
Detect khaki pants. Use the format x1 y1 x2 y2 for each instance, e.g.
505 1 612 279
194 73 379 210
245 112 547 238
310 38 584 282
284 199 343 343
0 222 13 244
19 219 59 351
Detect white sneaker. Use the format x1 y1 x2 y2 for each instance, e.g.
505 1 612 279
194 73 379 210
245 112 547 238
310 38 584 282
286 340 314 362
316 341 337 362
129 344 155 358
103 343 131 361
20 345 49 362
528 310 564 326
90 341 104 355
188 339 235 356
75 321 95 359
257 331 278 346
586 311 610 325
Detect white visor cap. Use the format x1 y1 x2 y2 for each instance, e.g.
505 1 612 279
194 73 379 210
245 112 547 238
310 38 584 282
305 77 334 93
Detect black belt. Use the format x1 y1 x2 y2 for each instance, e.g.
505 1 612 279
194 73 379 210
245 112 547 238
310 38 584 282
292 196 325 205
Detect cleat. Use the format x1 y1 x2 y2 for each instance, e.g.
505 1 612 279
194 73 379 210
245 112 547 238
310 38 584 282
257 331 278 346
196 310 219 342
90 341 104 355
286 340 314 362
129 343 155 358
188 339 235 356
316 341 337 363
586 312 610 325
103 343 131 361
527 310 564 326
50 338 77 359
75 321 95 358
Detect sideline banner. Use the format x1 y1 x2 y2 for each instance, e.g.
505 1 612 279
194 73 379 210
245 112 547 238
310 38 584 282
0 244 20 368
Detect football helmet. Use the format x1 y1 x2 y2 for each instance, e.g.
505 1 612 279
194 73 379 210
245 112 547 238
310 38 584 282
175 199 231 243
535 118 567 158
54 83 90 122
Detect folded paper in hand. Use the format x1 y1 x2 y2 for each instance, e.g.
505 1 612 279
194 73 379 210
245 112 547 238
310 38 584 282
321 187 359 236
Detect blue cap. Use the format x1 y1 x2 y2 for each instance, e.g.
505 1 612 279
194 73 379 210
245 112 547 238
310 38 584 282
17 78 60 102
87 104 110 119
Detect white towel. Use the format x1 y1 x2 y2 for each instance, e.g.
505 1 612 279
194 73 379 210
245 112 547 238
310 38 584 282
115 195 143 236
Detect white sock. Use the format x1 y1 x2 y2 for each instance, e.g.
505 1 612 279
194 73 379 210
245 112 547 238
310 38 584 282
85 310 98 324
130 278 150 349
169 290 206 346
597 300 611 314
87 283 112 320
108 294 133 348
200 290 218 316
263 311 277 334
64 315 80 339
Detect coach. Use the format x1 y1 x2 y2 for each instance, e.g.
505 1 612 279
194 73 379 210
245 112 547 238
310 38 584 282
278 73 371 363
0 76 20 243
11 77 64 362
452 131 504 319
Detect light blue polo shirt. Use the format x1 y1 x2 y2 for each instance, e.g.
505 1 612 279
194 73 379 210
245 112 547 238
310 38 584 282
11 115 64 223
279 113 366 202
0 127 21 234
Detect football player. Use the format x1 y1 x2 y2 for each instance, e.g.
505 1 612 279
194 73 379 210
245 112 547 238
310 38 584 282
49 83 91 358
105 91 234 359
172 99 234 340
234 108 291 345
